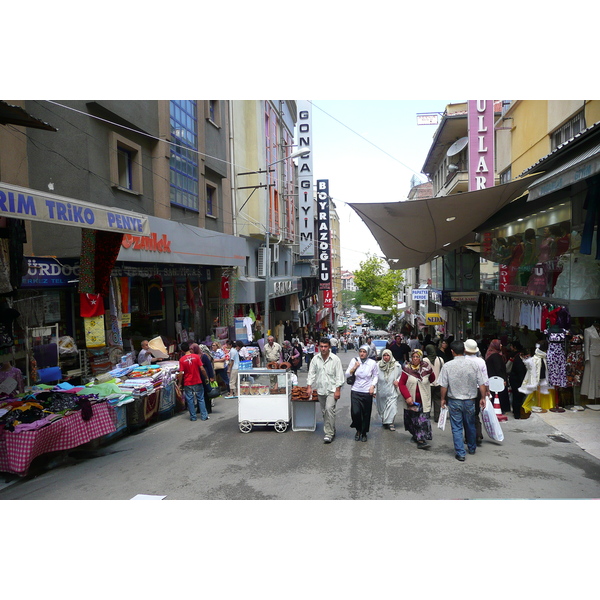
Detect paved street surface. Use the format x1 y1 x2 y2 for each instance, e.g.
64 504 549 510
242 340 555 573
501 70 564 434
1 350 599 500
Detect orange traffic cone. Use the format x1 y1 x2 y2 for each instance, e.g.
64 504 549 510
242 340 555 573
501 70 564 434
493 392 507 422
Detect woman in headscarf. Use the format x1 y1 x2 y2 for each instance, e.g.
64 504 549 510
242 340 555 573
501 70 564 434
190 343 216 413
485 339 510 414
398 349 436 449
281 340 299 368
345 344 379 442
374 349 401 431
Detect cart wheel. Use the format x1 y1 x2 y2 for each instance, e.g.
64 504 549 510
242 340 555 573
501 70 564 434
274 420 288 433
239 420 252 433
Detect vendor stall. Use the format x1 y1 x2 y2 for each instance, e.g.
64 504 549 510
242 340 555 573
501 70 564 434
237 368 292 433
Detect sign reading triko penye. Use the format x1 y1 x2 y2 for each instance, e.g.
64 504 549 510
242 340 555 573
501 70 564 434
0 182 150 236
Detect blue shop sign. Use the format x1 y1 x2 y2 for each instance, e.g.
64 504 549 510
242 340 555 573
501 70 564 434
22 257 80 287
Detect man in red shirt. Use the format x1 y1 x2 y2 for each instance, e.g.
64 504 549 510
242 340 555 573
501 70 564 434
177 341 209 421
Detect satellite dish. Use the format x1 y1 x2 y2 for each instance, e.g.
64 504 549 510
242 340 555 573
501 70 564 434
446 136 468 157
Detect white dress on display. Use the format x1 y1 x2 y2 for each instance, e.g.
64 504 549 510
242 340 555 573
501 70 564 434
581 325 600 400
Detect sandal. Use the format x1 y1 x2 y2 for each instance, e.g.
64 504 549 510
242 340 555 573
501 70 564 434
388 424 396 431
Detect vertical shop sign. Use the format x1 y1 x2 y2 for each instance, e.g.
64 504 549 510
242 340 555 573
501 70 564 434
297 101 314 257
468 100 495 191
323 289 333 308
317 179 331 291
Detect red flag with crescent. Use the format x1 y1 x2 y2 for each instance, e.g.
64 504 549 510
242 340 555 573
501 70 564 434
221 275 230 299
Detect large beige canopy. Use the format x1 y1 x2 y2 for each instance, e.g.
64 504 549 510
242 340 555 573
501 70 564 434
348 176 536 269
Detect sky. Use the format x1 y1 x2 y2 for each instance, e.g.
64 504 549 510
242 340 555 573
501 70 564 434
307 100 454 272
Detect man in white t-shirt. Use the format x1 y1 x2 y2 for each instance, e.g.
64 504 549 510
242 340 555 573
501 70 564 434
329 334 338 354
464 338 489 446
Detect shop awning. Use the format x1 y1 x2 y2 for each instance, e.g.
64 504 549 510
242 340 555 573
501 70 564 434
0 101 57 131
0 182 150 236
348 176 535 270
527 141 600 201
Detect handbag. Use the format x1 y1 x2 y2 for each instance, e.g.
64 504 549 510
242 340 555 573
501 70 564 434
481 397 504 442
213 360 225 370
346 374 356 386
208 380 221 399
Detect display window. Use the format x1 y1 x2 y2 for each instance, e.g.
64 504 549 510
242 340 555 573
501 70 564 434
478 201 600 300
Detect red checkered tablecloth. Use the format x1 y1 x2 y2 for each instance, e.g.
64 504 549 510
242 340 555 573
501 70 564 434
0 402 117 476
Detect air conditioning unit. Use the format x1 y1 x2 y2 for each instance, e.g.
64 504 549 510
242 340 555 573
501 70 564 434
271 244 279 263
257 246 269 277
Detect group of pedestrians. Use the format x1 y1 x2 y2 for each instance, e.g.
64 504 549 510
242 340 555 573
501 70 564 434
305 332 498 462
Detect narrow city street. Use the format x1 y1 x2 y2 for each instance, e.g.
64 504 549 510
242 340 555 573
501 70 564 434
2 351 599 501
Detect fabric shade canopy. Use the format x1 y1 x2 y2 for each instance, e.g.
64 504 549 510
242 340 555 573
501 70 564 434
348 176 536 269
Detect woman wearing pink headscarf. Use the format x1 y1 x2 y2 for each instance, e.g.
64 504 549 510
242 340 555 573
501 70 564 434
485 339 510 414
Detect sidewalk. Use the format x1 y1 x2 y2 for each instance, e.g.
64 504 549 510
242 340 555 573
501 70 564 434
534 405 600 461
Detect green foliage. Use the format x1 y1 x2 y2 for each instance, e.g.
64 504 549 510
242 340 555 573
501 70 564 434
352 254 404 315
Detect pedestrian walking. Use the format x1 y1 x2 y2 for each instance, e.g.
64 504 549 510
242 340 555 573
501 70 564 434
366 336 378 360
329 334 338 354
464 339 489 445
224 340 240 399
424 344 444 422
507 341 528 419
438 341 487 461
264 335 282 365
388 334 410 364
304 338 315 370
210 340 230 395
306 337 345 444
398 349 435 449
374 349 401 431
290 339 304 375
485 339 511 413
346 344 378 442
177 341 209 421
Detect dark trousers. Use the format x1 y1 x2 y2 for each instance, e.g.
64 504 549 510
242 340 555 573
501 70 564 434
350 390 373 434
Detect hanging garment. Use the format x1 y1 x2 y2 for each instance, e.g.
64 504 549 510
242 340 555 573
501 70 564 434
84 315 106 348
566 334 585 387
581 325 600 399
547 331 568 388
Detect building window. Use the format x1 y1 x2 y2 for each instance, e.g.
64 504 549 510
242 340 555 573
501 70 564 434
170 100 199 211
206 183 217 218
499 167 511 185
551 111 585 149
109 132 142 194
206 100 220 127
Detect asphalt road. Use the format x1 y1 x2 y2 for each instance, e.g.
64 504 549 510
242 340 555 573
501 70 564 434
2 350 600 500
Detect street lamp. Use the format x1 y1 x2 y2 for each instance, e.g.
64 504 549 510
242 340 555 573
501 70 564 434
237 146 311 356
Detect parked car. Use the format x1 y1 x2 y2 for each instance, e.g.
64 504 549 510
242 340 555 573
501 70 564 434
372 339 388 359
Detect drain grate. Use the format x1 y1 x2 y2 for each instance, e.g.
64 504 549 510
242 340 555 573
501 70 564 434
548 434 571 443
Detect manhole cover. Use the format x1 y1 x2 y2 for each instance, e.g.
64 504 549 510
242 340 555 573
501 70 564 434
548 434 571 443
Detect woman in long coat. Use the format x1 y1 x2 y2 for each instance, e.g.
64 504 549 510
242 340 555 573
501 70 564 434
374 349 401 431
398 349 435 449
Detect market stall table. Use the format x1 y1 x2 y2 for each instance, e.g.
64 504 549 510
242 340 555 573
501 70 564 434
0 402 116 476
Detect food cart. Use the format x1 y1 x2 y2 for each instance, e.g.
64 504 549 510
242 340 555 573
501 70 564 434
237 368 292 433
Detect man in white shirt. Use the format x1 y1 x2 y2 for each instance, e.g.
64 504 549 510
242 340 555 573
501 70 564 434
263 335 282 364
306 337 345 444
329 334 338 354
224 340 240 398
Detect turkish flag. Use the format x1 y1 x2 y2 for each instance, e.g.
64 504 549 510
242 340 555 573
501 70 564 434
221 275 230 299
80 293 105 317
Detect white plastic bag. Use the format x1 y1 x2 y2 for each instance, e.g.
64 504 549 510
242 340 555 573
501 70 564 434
481 397 504 442
438 406 449 431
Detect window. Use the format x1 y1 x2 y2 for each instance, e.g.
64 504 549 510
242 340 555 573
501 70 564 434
551 111 585 149
207 100 220 127
170 100 199 211
206 183 217 217
499 167 511 185
109 132 142 194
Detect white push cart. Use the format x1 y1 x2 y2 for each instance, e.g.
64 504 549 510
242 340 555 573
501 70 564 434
237 368 292 433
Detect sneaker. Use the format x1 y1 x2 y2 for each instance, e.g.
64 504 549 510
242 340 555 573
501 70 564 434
417 441 430 450
468 449 476 455
323 436 332 444
190 417 197 421
224 395 237 399
455 454 466 462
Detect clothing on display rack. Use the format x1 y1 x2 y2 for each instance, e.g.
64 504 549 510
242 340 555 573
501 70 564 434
546 330 568 388
565 334 584 387
581 324 600 400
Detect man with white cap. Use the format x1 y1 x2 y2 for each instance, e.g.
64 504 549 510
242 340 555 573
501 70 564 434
464 338 489 446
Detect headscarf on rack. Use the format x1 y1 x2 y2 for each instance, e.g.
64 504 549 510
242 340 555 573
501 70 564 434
485 339 503 361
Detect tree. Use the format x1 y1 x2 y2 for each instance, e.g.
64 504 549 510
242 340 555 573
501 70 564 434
352 254 404 317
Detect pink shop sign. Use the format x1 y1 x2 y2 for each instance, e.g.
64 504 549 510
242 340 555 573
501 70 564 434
468 100 495 191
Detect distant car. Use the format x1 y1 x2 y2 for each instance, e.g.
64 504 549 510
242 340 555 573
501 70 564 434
372 339 388 359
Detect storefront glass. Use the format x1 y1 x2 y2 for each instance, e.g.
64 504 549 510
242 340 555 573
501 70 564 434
478 201 600 300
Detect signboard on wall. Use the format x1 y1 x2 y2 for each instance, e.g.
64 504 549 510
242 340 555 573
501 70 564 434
297 101 314 258
468 100 495 191
317 179 332 291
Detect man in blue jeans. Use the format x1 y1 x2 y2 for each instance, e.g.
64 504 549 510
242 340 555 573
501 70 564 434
438 340 487 461
177 341 209 421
